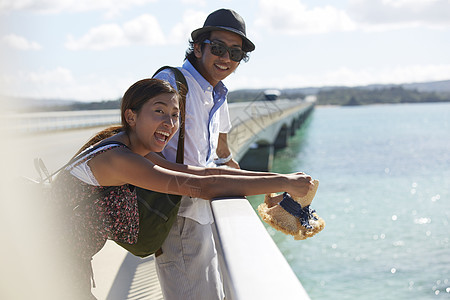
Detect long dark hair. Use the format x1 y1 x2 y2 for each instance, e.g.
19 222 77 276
75 78 180 155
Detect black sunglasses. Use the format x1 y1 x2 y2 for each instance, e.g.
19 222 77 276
203 40 245 62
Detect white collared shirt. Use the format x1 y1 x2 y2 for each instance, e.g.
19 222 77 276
154 60 232 224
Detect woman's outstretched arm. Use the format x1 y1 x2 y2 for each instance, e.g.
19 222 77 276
92 148 313 200
145 152 302 178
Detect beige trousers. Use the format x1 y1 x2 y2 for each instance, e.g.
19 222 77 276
155 216 225 300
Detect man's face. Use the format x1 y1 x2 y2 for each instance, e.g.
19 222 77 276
194 30 243 87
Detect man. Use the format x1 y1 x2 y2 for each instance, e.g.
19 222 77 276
153 8 255 300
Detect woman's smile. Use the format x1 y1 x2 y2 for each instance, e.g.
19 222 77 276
155 130 171 144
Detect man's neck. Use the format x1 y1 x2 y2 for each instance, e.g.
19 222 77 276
190 59 219 88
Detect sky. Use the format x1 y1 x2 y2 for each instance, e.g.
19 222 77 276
0 0 450 102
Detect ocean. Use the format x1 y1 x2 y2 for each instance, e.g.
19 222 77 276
248 102 450 299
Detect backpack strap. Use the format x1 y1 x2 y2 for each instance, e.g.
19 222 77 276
69 141 128 168
35 141 128 184
152 66 188 164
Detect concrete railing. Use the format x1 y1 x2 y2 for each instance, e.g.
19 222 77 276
3 100 313 137
211 197 311 300
2 109 121 133
212 100 314 299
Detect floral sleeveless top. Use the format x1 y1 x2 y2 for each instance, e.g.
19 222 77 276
52 144 139 261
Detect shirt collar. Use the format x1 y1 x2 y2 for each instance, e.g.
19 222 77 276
183 60 228 98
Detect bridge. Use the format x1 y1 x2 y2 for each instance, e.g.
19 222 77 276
228 99 314 171
2 99 314 299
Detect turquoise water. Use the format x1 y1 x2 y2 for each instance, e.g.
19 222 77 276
248 103 450 300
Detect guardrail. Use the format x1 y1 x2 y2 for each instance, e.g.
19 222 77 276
3 100 308 134
2 109 121 133
211 197 310 300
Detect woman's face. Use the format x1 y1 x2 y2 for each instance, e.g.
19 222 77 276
129 92 180 153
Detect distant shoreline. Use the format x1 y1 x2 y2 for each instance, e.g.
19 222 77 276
2 79 450 113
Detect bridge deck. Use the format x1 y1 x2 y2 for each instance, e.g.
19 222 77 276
100 247 163 300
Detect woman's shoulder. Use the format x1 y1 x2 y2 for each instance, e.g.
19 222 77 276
93 133 129 149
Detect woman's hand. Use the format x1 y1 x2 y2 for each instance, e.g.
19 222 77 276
224 158 240 169
285 173 313 199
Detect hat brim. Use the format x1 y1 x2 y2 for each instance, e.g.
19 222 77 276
191 26 255 52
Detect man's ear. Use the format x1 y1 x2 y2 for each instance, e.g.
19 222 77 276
124 109 136 127
194 43 202 59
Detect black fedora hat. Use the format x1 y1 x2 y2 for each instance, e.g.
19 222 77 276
191 8 255 52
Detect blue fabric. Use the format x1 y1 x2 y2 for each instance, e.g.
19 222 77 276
184 61 228 161
279 192 318 229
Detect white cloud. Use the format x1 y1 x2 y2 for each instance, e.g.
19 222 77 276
229 64 450 90
65 14 167 50
0 0 157 17
66 24 126 51
0 67 74 99
167 9 207 43
255 0 357 35
254 0 450 36
2 34 42 50
307 64 450 87
180 0 207 6
123 14 166 44
0 67 130 101
65 10 206 51
349 0 450 29
26 67 75 84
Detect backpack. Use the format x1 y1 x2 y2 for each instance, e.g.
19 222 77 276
114 66 188 257
22 140 138 293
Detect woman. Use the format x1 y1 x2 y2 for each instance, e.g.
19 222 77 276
53 78 314 299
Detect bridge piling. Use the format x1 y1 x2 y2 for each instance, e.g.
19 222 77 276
274 125 290 150
239 143 274 172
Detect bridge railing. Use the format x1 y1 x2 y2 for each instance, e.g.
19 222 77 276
2 109 121 133
228 100 313 163
3 99 307 134
211 196 310 300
